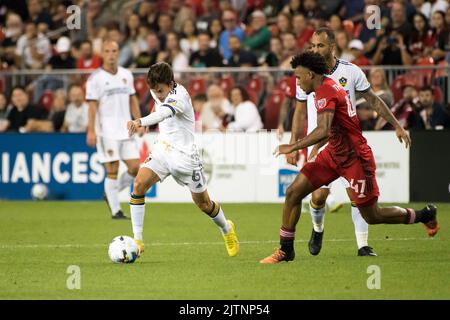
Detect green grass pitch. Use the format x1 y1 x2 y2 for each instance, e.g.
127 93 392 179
0 201 448 299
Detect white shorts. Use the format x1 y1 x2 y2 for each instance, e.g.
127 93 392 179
142 142 207 193
320 176 350 189
96 137 139 163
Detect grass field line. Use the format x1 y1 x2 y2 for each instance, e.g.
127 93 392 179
0 237 433 249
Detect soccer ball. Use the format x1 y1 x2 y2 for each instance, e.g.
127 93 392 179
31 183 48 200
108 236 139 264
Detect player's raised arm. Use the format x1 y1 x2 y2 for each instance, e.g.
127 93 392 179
361 89 411 148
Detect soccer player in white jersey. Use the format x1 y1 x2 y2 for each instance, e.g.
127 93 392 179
86 40 145 219
126 62 239 258
289 28 410 256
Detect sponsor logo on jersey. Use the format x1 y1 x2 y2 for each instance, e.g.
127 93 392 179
167 98 177 106
339 77 348 87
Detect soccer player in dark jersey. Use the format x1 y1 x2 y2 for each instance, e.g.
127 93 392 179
260 51 439 264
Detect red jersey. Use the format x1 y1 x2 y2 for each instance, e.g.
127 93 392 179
314 77 372 166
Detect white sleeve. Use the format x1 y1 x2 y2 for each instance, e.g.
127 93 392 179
227 102 259 131
296 85 307 101
354 66 371 92
85 75 99 101
140 106 174 127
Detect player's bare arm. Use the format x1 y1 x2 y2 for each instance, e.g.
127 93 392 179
129 94 146 136
275 111 333 156
308 136 328 161
361 89 411 148
86 100 98 147
286 100 307 165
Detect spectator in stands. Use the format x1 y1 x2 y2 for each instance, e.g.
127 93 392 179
387 1 413 43
219 9 245 61
349 39 371 67
280 32 299 69
282 0 302 16
27 0 53 30
209 18 223 48
264 37 283 67
226 35 258 67
92 26 108 56
15 22 51 69
1 13 23 69
135 0 159 31
274 12 292 37
192 94 207 132
180 19 199 58
409 12 435 63
445 6 450 26
189 32 224 68
4 86 46 132
107 25 134 67
356 99 378 131
335 30 354 61
157 32 188 80
368 68 394 107
431 10 450 62
77 40 102 70
227 86 263 132
243 10 271 59
196 0 220 32
200 85 233 131
157 13 174 50
328 14 343 32
375 84 424 130
419 0 449 20
303 0 325 21
0 93 10 132
50 2 71 41
357 4 385 59
417 85 450 129
126 14 148 59
135 32 160 68
372 30 413 65
170 0 195 33
61 85 89 133
23 89 66 133
47 37 76 70
292 13 314 51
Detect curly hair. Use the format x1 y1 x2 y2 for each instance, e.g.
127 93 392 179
290 51 329 75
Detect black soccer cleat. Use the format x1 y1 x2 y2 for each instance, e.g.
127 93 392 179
112 210 129 220
357 246 377 256
421 204 439 237
308 229 324 256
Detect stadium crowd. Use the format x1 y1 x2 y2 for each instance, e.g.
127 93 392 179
0 0 449 134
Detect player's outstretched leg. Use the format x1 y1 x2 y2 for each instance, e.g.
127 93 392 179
260 173 316 264
192 190 239 257
308 188 328 256
358 203 439 237
129 167 160 257
104 161 128 219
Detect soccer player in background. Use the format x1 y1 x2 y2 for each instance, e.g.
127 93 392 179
127 62 239 258
289 28 394 257
260 51 439 264
86 40 145 219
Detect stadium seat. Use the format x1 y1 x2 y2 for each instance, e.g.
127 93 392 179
134 76 148 103
276 76 292 92
218 75 234 94
263 88 285 129
246 75 263 94
38 91 54 113
188 77 207 96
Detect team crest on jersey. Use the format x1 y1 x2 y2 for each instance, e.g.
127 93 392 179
316 98 326 110
167 98 177 106
339 77 347 87
107 149 114 156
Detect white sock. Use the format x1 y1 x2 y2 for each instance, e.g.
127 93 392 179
310 201 325 232
130 194 146 240
104 177 120 215
118 171 135 192
211 205 230 234
352 205 369 249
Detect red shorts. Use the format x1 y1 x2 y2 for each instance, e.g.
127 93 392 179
301 147 380 207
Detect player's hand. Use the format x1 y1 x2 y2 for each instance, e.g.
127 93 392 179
308 147 318 162
395 126 411 148
137 126 146 137
273 144 295 157
127 120 141 137
285 151 299 166
86 130 96 147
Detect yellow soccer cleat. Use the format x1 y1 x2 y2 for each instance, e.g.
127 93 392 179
223 220 239 257
134 239 145 257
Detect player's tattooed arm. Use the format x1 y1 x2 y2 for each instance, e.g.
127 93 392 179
274 111 333 156
362 89 412 148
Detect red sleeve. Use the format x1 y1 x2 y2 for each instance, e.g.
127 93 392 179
315 84 337 113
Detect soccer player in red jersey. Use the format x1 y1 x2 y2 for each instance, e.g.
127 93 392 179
260 52 439 264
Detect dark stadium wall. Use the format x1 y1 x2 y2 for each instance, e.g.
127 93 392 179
410 130 450 202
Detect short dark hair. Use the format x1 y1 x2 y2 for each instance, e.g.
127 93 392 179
314 27 336 44
230 86 250 102
419 85 434 93
147 62 175 88
290 51 329 75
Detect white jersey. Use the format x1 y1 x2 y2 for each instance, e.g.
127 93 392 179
296 58 371 155
85 66 136 140
150 84 196 154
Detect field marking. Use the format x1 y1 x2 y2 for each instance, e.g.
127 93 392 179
0 237 434 249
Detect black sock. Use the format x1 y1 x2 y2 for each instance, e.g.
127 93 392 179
280 239 294 254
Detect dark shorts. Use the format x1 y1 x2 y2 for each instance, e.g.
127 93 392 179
301 147 380 207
